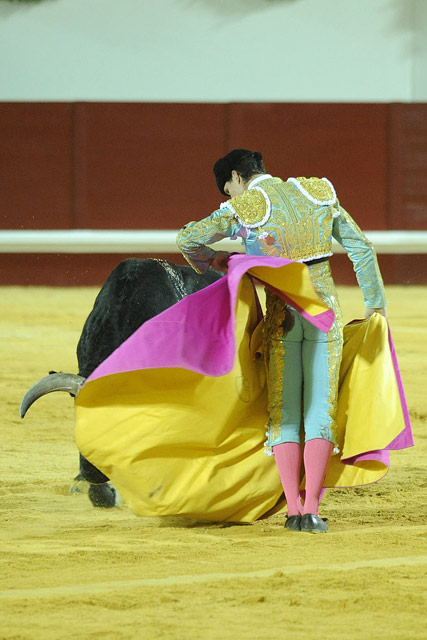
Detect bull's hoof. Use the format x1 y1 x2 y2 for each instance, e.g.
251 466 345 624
88 483 121 508
69 473 90 494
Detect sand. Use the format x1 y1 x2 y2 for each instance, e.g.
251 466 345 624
1 284 426 640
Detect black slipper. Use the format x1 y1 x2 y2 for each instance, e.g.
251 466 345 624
300 513 328 533
284 515 302 531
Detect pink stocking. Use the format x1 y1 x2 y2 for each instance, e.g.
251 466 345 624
273 442 303 517
303 438 333 516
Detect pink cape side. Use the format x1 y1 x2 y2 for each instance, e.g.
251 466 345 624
87 254 334 383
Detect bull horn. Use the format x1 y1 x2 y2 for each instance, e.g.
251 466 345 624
20 373 86 418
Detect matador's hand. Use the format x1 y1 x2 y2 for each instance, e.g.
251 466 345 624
211 251 231 273
365 307 387 319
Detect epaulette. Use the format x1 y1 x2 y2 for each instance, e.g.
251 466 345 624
287 177 337 206
220 188 271 229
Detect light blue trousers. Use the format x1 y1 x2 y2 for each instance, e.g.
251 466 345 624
265 302 343 448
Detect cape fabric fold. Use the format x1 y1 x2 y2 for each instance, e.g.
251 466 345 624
75 255 412 523
86 255 334 381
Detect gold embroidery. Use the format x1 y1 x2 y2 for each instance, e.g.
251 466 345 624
263 289 287 445
325 335 341 448
296 177 335 203
252 181 336 262
264 289 287 340
230 189 268 227
309 261 344 447
177 210 236 247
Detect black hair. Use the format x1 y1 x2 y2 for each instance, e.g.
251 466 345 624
213 148 265 195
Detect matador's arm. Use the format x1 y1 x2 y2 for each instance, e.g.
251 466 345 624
332 204 387 311
177 207 242 273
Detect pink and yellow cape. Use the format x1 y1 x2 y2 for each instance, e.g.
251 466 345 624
75 255 412 523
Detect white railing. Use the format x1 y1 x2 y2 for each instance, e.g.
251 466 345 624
0 229 426 254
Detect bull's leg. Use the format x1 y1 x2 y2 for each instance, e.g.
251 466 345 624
79 453 109 484
71 454 121 508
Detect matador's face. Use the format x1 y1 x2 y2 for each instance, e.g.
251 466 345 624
223 170 245 199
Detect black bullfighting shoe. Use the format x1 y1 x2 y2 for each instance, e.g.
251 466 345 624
300 513 328 533
284 515 302 531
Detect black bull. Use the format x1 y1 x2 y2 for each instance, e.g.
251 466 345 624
21 258 223 507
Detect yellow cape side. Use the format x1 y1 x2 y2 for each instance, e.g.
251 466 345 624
75 279 405 522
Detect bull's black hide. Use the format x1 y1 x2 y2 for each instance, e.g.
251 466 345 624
76 258 223 496
77 258 222 377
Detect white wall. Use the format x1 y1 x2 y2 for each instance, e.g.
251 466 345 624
414 0 427 100
0 0 419 102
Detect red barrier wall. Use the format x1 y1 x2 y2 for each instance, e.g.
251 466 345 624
0 102 426 285
0 103 74 230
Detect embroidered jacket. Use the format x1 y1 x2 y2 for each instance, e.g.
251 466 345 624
177 175 386 309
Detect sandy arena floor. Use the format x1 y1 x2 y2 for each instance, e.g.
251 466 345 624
1 284 426 640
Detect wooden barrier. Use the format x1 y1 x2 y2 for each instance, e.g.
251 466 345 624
0 102 426 284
